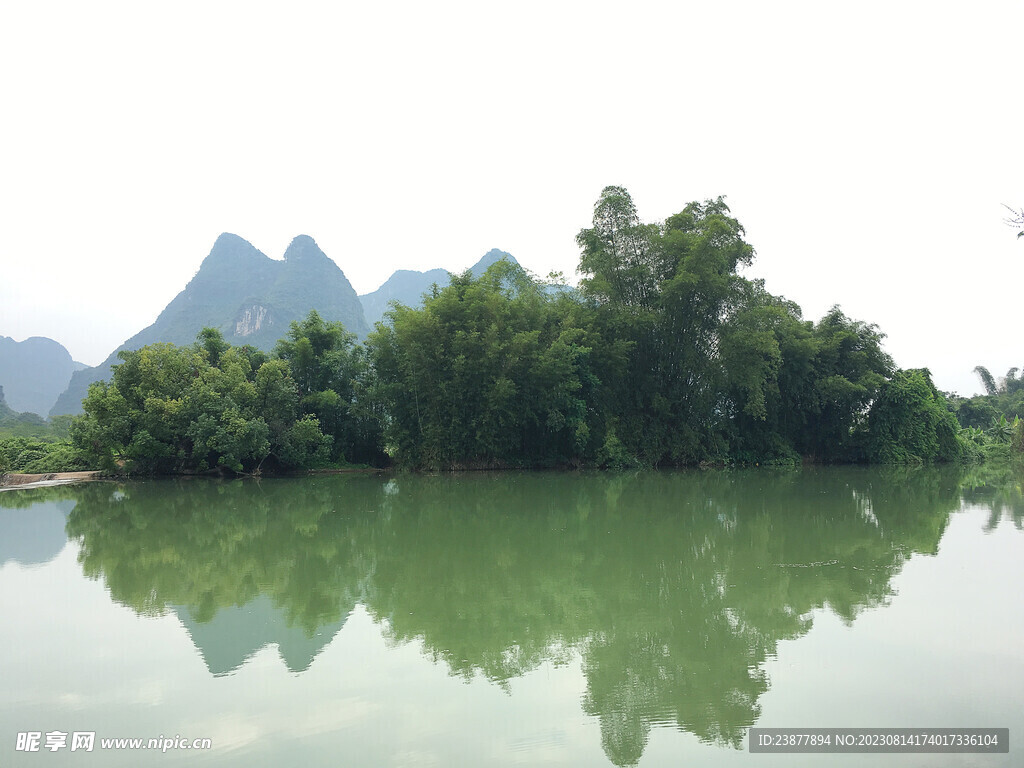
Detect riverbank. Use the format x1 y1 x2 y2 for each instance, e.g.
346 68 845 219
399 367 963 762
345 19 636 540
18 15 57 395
0 471 103 491
0 466 388 491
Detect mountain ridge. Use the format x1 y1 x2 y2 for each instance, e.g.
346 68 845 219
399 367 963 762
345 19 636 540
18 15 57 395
51 234 368 416
0 336 85 417
358 248 518 328
48 241 530 416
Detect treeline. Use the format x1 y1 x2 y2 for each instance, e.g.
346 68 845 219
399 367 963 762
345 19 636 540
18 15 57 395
66 317 386 474
6 186 1016 475
0 389 84 473
55 468 968 763
947 365 1024 458
364 188 971 469
954 365 1024 427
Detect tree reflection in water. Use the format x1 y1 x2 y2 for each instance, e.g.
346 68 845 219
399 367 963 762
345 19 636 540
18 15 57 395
52 466 981 766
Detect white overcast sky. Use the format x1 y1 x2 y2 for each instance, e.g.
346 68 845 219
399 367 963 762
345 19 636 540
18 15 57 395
1 1 1020 396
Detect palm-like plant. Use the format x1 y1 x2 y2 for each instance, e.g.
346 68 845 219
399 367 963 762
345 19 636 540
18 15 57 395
974 365 998 396
972 365 1024 396
1012 416 1024 453
1003 204 1024 239
959 425 987 445
990 414 1013 442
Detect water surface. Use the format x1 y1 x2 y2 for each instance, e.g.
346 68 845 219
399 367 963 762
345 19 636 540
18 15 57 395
1 467 1022 766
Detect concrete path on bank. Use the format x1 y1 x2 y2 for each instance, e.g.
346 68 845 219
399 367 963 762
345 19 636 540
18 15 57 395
0 471 102 491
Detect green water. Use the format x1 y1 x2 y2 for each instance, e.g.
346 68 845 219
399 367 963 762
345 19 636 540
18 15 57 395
1 467 1022 766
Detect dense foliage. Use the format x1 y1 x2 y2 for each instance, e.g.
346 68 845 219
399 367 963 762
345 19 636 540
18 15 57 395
272 312 386 466
366 187 967 469
0 391 86 472
366 261 597 468
50 466 996 764
946 364 1024 461
9 186 1004 476
952 365 1024 427
70 314 381 474
0 435 90 473
866 369 963 463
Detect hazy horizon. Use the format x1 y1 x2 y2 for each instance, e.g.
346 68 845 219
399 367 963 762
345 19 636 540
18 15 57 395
1 1 1021 397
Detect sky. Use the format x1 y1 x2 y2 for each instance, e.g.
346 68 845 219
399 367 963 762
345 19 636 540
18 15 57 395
1 0 1020 397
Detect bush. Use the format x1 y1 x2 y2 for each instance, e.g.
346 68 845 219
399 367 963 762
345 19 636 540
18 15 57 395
867 369 963 463
0 437 92 473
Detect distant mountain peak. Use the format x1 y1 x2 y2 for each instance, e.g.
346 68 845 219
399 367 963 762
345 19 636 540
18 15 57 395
200 234 268 271
481 248 516 264
358 248 521 328
283 235 327 262
212 232 254 249
51 234 368 416
470 248 517 277
0 335 80 417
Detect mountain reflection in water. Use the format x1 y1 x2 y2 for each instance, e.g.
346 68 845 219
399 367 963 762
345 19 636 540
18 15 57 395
13 466 1014 766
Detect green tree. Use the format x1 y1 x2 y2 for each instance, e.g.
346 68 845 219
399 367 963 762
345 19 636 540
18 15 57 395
576 188 756 465
990 413 1014 443
576 185 663 310
867 369 962 463
367 260 595 469
974 365 998 397
719 282 812 462
73 329 331 474
278 415 333 469
955 397 999 430
793 307 892 461
273 311 384 466
957 364 1024 434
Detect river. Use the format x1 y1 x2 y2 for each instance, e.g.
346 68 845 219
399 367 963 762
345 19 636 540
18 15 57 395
1 466 1021 766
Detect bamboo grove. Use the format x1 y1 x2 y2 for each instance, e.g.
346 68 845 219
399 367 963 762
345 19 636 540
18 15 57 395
22 186 1018 474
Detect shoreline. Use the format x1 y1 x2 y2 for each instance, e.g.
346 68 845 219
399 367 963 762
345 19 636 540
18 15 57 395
0 467 386 491
0 471 104 491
